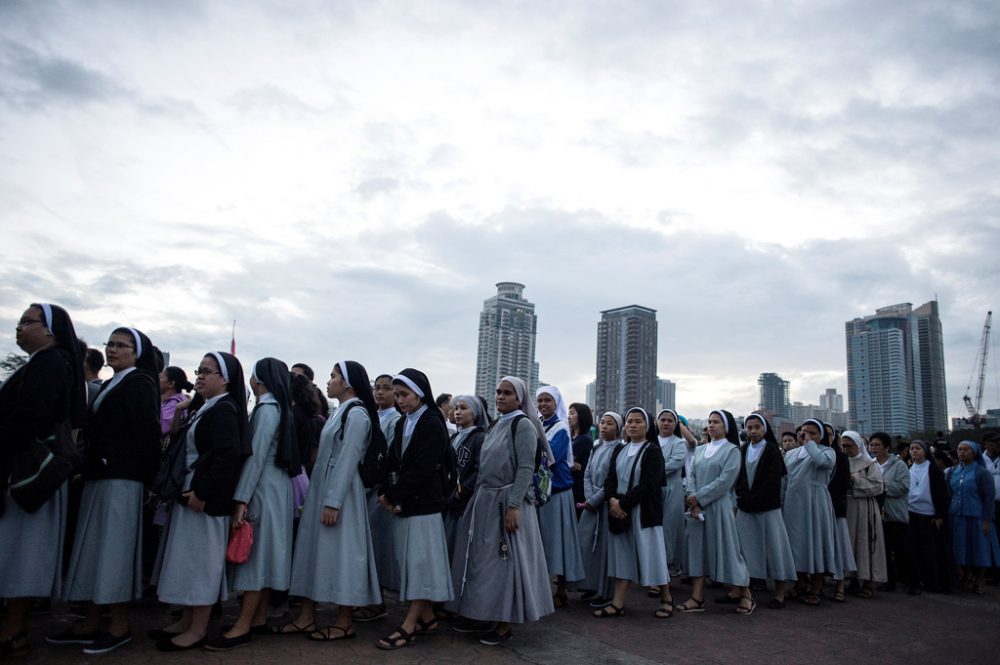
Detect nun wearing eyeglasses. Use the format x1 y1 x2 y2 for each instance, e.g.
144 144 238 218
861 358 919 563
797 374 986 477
51 328 160 654
0 304 87 658
443 395 488 557
840 431 887 599
535 385 586 607
677 410 753 616
576 411 623 607
150 351 250 651
656 409 694 578
782 419 839 606
375 369 454 650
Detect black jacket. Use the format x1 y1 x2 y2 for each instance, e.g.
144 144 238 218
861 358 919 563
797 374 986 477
604 442 665 528
447 427 484 517
83 371 161 483
179 397 245 517
382 409 450 517
927 462 951 521
735 441 785 513
828 449 850 518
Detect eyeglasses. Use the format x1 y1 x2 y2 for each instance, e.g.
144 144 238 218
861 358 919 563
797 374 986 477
17 318 44 327
193 367 220 376
104 341 135 350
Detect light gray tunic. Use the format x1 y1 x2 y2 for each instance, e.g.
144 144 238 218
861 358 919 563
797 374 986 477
0 482 67 599
64 479 144 603
155 398 230 605
447 415 555 623
367 410 400 591
607 445 670 587
659 434 688 575
229 396 293 592
290 398 381 606
685 442 749 586
782 441 841 578
880 456 910 524
735 453 797 582
577 440 618 597
390 423 454 603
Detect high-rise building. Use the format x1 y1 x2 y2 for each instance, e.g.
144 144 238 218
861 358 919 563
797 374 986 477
655 377 676 413
585 381 596 413
758 373 790 418
474 282 539 415
595 305 657 416
819 388 844 413
846 300 945 436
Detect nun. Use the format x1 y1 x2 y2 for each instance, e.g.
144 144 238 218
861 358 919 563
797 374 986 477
205 358 300 650
375 369 454 650
444 395 488 556
782 419 840 606
841 431 888 598
906 440 951 593
729 413 797 609
656 409 694 579
535 385 586 606
949 440 1000 594
677 410 753 615
150 351 250 651
279 361 381 641
0 304 87 658
594 408 670 618
827 425 857 602
447 376 555 646
51 327 160 654
576 411 623 607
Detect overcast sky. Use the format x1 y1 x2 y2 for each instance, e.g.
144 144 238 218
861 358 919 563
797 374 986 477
1 0 997 423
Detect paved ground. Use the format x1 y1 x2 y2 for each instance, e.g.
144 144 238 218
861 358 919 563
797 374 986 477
10 582 999 664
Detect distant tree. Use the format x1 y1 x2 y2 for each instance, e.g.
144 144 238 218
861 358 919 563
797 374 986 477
0 352 28 380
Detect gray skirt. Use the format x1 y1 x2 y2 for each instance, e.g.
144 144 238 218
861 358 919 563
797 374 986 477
577 506 614 597
833 516 857 579
735 509 798 582
537 490 586 581
64 479 144 603
154 501 229 606
0 482 67 599
393 513 454 602
367 489 398 591
607 505 670 587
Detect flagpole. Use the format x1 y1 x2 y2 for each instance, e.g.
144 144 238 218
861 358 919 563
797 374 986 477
230 320 236 356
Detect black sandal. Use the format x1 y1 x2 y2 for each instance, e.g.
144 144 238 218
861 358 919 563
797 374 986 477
269 619 316 635
675 597 705 613
309 625 355 642
592 604 625 618
736 595 756 616
654 601 674 619
376 625 415 650
414 617 438 635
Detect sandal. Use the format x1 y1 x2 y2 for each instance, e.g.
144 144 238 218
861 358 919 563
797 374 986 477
654 601 674 619
675 598 705 613
553 591 569 608
768 598 786 610
270 619 316 635
802 594 821 606
858 586 873 599
376 626 415 650
592 604 625 618
833 589 846 603
973 584 986 595
352 604 388 623
785 584 807 601
736 596 757 616
646 585 661 598
414 618 438 636
309 625 355 641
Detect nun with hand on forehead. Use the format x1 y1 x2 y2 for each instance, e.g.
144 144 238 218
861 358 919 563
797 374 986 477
280 361 382 641
677 409 753 616
205 358 301 651
52 327 161 654
150 352 251 651
375 369 454 650
443 395 488 557
535 385 586 607
0 304 87 659
593 408 669 619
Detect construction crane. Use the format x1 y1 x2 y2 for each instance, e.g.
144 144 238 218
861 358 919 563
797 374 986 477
963 311 992 428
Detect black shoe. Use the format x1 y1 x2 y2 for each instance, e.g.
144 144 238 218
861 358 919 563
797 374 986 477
0 632 28 658
452 619 494 633
147 628 182 640
156 637 206 651
220 624 268 636
82 631 132 655
479 628 513 646
46 628 101 645
203 632 252 651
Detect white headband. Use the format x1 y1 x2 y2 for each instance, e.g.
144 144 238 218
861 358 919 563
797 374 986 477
338 361 352 389
746 413 769 433
127 327 143 357
40 303 53 330
210 351 230 382
393 373 424 398
714 409 730 433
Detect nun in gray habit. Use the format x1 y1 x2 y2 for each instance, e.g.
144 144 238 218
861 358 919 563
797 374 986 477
447 376 555 646
443 394 488 556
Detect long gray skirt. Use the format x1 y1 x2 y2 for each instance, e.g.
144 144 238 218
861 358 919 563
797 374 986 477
64 479 143 604
833 516 857 579
393 513 454 602
367 489 398 591
537 490 586 581
735 509 798 582
154 501 229 605
686 504 750 587
661 478 686 575
607 506 670 587
444 513 461 559
0 482 67 598
577 506 614 597
229 467 293 592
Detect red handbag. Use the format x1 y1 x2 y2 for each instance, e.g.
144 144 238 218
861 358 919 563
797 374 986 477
226 521 254 564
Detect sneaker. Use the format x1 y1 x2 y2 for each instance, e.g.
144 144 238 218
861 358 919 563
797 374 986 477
479 628 512 646
452 619 495 633
46 628 101 645
82 631 133 654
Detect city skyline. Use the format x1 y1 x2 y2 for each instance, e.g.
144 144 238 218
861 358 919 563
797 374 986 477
594 304 658 416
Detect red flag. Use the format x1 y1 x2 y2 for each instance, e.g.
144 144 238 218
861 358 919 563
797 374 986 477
230 320 236 356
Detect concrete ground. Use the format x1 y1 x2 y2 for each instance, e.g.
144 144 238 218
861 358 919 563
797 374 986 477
10 582 998 664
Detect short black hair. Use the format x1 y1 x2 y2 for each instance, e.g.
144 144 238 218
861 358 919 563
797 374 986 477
292 363 315 381
869 431 892 448
436 393 453 408
85 347 104 375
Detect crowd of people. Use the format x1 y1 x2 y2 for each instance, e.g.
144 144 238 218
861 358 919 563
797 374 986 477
1 302 999 658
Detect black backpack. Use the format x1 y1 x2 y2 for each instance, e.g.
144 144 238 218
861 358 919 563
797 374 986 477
338 402 387 489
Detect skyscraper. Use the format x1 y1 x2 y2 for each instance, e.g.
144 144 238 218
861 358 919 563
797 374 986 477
758 372 790 418
846 301 945 436
655 377 676 412
595 305 657 415
819 388 844 413
474 282 539 414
